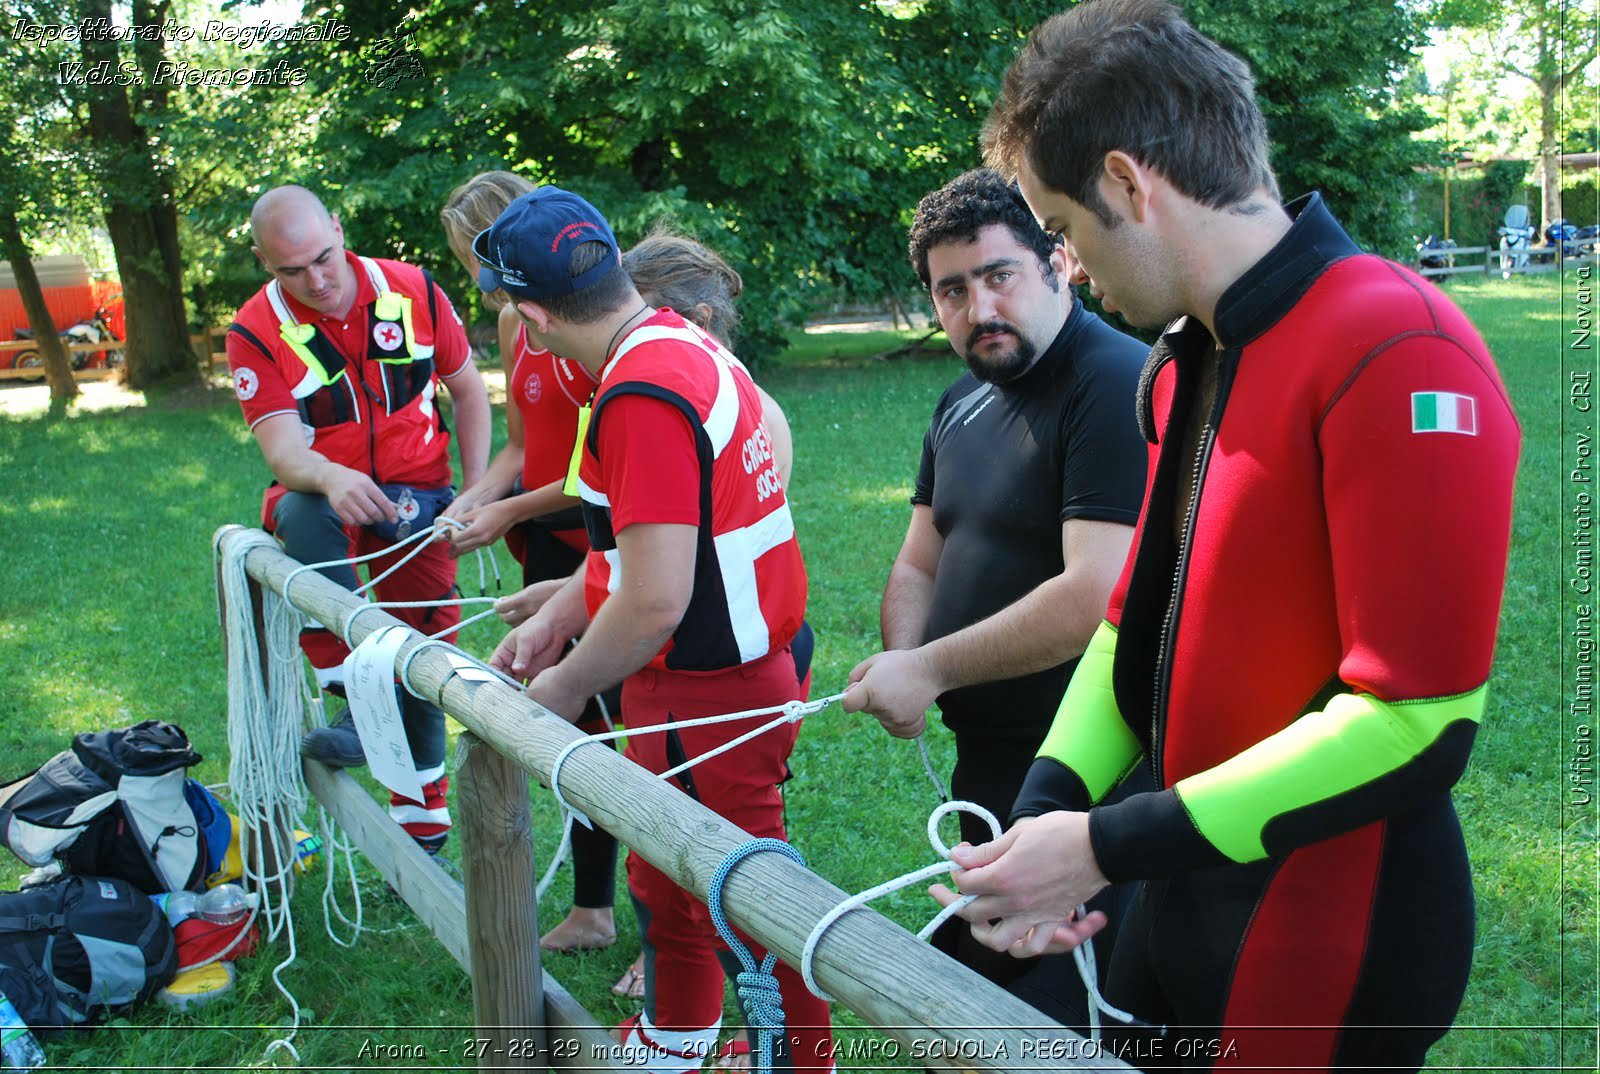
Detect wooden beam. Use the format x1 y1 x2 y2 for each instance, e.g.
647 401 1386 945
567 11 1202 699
302 759 473 964
219 526 1127 1073
301 757 621 1072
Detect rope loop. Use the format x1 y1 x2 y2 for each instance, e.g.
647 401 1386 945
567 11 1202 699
708 838 807 1074
798 800 997 1002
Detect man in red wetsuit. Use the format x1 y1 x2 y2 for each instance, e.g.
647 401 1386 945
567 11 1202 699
930 2 1522 1070
481 187 832 1073
227 185 490 853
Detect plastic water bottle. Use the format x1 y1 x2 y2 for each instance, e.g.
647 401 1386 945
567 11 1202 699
149 884 257 927
149 890 199 927
0 989 47 1069
194 883 257 925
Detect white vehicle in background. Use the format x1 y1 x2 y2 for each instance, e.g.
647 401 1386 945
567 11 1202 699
1497 204 1535 278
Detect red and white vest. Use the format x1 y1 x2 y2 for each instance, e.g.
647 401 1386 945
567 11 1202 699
228 256 450 486
577 310 805 672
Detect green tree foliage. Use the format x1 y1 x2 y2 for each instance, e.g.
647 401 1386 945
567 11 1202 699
14 0 204 388
256 0 1062 360
0 20 83 404
1434 0 1600 232
8 0 1449 364
1186 0 1433 257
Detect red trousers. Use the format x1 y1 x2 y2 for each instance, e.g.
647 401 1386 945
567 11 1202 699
623 650 832 1072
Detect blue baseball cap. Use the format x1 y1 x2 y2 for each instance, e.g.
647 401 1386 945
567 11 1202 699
472 187 620 300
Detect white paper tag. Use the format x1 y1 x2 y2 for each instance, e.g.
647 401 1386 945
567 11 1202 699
342 625 425 803
445 651 500 683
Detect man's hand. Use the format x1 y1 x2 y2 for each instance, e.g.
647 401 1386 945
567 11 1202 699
928 811 1111 957
323 467 398 527
489 610 568 683
841 648 943 738
495 578 567 626
447 500 518 556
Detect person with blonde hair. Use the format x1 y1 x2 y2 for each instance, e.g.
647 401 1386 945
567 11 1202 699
440 170 620 952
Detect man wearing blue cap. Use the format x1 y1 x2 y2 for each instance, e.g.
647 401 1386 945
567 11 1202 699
483 188 834 1074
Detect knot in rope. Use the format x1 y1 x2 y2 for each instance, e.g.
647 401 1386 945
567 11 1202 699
708 839 806 1074
733 969 786 1032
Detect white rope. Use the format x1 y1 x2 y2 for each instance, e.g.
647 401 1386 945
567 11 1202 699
546 693 846 829
215 529 314 1064
915 733 948 801
270 517 495 655
342 596 497 646
397 637 525 695
432 603 503 639
536 810 576 901
350 520 462 596
795 798 1143 1039
527 692 845 901
799 801 998 1001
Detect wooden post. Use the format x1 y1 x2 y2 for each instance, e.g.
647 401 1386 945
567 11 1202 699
457 732 546 1072
221 527 1130 1072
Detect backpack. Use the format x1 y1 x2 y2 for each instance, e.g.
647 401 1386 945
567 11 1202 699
0 721 207 894
0 874 177 1028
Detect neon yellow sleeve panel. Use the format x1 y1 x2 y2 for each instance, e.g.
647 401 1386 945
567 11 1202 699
1036 620 1143 803
1173 686 1487 862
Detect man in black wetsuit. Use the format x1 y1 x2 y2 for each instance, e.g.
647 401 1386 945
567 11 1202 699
843 167 1147 1013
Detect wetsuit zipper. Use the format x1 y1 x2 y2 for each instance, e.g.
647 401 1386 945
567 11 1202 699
1150 350 1238 788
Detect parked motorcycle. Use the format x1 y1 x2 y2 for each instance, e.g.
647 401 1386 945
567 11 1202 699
1497 205 1536 277
12 307 123 371
1416 234 1457 270
1576 224 1600 258
1546 218 1581 257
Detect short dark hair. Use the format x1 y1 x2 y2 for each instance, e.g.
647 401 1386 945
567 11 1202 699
907 167 1059 287
537 240 633 324
983 0 1278 226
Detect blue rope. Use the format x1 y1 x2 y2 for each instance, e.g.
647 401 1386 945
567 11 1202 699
708 839 807 1074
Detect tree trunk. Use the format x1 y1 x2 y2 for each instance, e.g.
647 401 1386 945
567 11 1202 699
1538 73 1561 236
75 0 196 391
0 210 79 404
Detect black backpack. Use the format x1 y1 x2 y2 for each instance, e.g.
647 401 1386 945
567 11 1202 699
0 875 177 1028
0 721 206 894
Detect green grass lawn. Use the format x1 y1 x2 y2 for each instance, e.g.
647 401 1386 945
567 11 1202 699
0 274 1591 1071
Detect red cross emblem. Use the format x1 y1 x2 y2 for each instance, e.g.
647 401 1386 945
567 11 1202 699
373 321 403 351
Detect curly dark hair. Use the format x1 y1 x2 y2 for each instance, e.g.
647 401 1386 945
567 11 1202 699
907 168 1058 287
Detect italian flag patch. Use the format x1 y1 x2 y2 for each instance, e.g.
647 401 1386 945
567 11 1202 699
1411 391 1477 435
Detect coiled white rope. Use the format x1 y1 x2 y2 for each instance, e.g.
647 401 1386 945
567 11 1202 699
799 800 999 1002
215 529 314 1064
